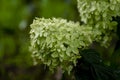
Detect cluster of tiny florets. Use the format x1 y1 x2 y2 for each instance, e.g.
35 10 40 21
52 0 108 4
30 0 120 74
30 18 95 73
77 0 120 47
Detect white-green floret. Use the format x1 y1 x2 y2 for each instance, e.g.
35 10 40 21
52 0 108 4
77 0 120 47
30 18 94 73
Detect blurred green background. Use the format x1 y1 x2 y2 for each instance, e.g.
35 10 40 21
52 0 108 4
0 0 120 80
0 0 79 80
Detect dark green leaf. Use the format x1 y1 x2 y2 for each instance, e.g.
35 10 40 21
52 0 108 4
74 49 119 80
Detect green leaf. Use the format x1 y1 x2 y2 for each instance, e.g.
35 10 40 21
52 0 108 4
81 49 102 64
75 49 119 80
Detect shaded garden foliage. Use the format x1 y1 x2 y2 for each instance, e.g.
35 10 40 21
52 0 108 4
74 49 119 80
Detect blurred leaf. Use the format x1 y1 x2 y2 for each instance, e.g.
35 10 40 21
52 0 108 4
80 49 102 64
0 0 29 29
74 49 119 80
116 17 120 38
111 47 120 68
40 0 79 21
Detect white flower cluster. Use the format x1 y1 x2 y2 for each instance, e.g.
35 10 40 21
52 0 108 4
30 0 120 74
30 18 94 73
77 0 120 47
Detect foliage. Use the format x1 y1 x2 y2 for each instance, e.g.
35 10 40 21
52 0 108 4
74 49 120 80
0 0 29 30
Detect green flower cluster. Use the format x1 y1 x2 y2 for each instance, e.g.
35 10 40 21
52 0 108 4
30 18 94 73
30 0 120 74
77 0 120 47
